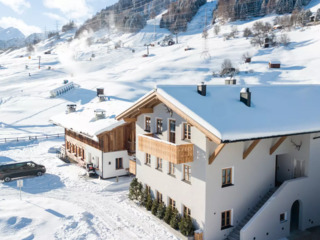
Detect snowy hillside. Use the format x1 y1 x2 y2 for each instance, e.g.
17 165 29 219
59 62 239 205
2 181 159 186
1 0 320 239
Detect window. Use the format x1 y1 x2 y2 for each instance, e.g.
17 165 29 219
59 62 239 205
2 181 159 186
156 119 163 134
222 168 233 187
183 165 191 182
116 158 123 170
280 212 287 223
145 116 151 132
169 197 176 209
156 158 162 170
183 205 191 217
168 162 175 175
183 123 191 140
221 210 232 229
145 153 151 166
156 191 163 203
169 119 176 143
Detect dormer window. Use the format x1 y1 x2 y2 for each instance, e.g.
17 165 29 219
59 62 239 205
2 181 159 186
145 116 151 132
183 123 191 140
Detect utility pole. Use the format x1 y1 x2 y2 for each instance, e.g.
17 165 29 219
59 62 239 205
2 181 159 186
38 56 41 69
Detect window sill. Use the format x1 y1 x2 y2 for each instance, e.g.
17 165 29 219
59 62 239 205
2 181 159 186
182 179 191 185
183 138 191 142
168 173 176 178
156 168 162 172
222 184 234 188
145 163 151 167
221 225 233 230
144 129 151 133
116 167 124 170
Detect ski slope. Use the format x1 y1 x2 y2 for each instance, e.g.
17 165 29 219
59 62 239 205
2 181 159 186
0 0 320 239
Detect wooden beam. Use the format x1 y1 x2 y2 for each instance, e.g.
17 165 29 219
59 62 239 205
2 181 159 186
123 118 136 123
209 144 226 165
270 136 287 155
139 108 153 114
243 139 260 159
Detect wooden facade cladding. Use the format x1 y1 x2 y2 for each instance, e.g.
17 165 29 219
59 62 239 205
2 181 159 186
138 134 194 164
98 122 136 154
129 159 136 175
65 129 101 150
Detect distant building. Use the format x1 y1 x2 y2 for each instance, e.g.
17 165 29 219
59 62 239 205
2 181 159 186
51 98 135 179
117 84 320 240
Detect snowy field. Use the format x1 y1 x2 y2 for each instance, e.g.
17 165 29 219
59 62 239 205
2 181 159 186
1 0 320 239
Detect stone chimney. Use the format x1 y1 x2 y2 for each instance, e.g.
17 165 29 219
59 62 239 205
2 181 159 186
225 78 237 85
94 109 105 120
67 104 76 113
240 88 251 107
97 88 104 96
197 82 206 96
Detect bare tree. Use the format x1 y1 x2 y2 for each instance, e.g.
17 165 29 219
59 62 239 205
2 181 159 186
27 44 35 54
280 33 290 46
243 27 253 38
213 25 220 35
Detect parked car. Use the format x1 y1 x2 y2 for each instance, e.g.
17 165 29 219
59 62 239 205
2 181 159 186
0 161 46 182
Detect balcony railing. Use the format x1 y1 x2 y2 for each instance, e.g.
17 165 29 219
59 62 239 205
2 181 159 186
138 134 194 164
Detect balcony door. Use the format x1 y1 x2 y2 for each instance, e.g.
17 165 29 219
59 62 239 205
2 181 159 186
169 120 176 144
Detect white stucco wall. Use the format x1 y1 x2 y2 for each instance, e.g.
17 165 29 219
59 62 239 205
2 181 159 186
102 150 129 178
135 103 207 230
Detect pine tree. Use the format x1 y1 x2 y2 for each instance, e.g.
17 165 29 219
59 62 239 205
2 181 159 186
151 200 159 215
128 178 138 200
156 202 166 219
146 194 153 211
140 187 149 206
170 208 181 230
179 215 194 236
164 205 173 224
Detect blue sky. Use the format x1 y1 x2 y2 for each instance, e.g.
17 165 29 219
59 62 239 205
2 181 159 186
0 0 117 36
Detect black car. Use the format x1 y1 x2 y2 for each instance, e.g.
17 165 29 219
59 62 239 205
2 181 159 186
0 161 46 182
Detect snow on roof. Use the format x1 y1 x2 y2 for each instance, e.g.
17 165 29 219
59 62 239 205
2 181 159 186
156 85 320 142
50 98 133 141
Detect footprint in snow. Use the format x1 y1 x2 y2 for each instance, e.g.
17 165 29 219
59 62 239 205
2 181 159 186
7 216 17 225
14 217 32 230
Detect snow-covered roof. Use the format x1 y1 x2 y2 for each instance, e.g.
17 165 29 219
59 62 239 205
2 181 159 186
50 98 133 141
155 85 320 142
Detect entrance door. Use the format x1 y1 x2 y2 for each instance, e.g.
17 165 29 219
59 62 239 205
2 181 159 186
290 200 300 232
275 154 293 186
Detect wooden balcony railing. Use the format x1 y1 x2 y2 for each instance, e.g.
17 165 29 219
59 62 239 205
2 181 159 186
138 134 194 164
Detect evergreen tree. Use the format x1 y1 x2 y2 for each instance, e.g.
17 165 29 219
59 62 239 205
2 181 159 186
146 194 153 211
156 202 166 219
164 205 173 224
179 215 194 236
151 200 159 215
140 187 149 206
128 178 143 201
170 208 181 230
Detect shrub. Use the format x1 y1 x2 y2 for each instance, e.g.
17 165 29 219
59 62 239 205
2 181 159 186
179 215 194 236
170 208 181 230
213 25 220 35
243 27 253 38
151 200 159 215
280 33 290 46
156 202 166 219
140 187 149 206
164 205 173 224
128 178 142 201
146 194 153 211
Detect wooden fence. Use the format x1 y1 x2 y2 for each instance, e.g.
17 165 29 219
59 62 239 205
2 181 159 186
0 133 64 143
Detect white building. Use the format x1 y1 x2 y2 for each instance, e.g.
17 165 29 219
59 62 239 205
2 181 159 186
117 84 320 240
50 97 135 179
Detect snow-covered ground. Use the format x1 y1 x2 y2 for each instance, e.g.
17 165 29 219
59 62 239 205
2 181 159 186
1 0 320 239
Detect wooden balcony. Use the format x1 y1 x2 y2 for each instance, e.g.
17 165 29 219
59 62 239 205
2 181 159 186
129 159 136 175
138 134 194 164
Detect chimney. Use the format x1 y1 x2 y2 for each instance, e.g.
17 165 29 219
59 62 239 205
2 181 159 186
94 109 106 120
98 94 107 102
225 78 237 85
197 82 206 96
67 104 76 113
240 88 251 107
97 88 104 96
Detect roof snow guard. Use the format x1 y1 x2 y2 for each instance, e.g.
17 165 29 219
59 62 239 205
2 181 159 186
117 85 320 143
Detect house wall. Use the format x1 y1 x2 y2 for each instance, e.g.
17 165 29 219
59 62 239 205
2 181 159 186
135 103 207 230
240 134 320 240
204 138 276 240
102 150 129 178
65 134 88 166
